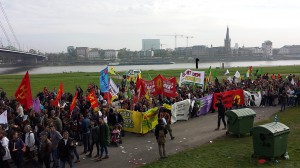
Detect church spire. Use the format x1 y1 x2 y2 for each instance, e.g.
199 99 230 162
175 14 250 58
226 26 229 40
224 26 231 55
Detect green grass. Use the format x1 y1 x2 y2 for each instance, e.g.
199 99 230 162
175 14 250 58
1 65 300 97
143 107 300 168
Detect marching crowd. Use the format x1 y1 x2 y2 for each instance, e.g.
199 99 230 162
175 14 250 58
0 72 299 168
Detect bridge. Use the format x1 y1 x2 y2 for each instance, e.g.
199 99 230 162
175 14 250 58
0 48 47 65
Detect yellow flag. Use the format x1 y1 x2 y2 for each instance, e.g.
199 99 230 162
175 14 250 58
109 66 116 75
138 73 142 79
145 90 150 101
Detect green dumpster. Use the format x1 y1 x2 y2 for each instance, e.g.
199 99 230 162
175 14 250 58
251 122 290 159
225 108 256 137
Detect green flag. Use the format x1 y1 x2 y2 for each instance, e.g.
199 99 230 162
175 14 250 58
127 87 132 99
206 66 212 82
192 76 196 91
257 68 263 75
213 68 218 78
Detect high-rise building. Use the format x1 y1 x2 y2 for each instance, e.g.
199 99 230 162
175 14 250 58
142 39 160 51
262 40 273 58
224 27 231 55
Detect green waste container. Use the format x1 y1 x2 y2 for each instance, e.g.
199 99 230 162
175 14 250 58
225 108 256 137
251 122 290 159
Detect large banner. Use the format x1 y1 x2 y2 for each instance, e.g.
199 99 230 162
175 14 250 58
213 89 244 109
171 99 191 123
195 94 213 116
138 74 178 98
142 107 158 134
179 69 205 87
118 109 143 133
118 107 158 134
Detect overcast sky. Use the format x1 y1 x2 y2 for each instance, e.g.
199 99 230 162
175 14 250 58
1 0 300 53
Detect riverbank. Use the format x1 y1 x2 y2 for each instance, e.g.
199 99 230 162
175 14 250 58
2 59 300 75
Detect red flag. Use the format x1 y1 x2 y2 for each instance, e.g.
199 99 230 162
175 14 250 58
103 92 112 105
249 66 253 74
87 91 99 109
134 85 142 104
14 71 33 110
152 74 164 95
162 77 178 98
70 91 78 113
53 82 64 107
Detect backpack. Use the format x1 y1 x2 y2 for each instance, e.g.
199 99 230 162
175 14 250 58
158 128 166 144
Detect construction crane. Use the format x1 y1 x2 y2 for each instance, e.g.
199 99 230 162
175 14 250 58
160 43 167 49
157 34 184 49
185 36 193 47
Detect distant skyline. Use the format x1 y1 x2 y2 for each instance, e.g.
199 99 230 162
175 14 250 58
1 0 300 53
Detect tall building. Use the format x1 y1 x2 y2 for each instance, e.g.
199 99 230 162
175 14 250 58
224 26 231 55
262 40 273 58
142 39 160 51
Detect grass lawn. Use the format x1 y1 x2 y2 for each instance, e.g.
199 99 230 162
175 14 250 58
143 107 300 168
1 65 300 97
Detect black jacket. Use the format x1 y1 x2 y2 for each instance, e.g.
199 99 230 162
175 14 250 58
108 113 124 126
215 102 225 116
57 138 74 161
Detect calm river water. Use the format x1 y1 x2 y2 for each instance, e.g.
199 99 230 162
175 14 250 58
1 60 300 75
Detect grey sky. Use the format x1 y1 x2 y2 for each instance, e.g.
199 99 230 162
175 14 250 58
1 0 300 52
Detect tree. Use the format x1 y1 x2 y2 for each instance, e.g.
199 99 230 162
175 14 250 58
29 49 37 54
67 46 76 57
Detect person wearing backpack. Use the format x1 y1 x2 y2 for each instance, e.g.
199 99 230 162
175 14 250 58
159 110 175 140
0 130 11 168
24 125 36 161
155 118 168 160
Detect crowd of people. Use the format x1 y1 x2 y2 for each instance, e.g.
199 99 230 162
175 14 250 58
0 71 299 167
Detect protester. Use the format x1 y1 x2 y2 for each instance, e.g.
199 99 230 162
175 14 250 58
8 132 25 168
155 118 168 159
38 131 52 168
86 120 99 158
81 113 90 155
24 125 35 161
49 125 62 168
159 109 174 140
97 118 110 161
57 130 74 168
280 91 288 112
0 130 11 168
215 98 227 130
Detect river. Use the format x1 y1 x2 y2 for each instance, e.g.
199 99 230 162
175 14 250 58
1 60 300 75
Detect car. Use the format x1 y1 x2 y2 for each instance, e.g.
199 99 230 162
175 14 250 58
125 69 141 76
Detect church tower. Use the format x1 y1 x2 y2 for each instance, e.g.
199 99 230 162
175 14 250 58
224 26 231 55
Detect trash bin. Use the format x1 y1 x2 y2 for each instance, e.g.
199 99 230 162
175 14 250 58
251 122 290 159
225 108 256 137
